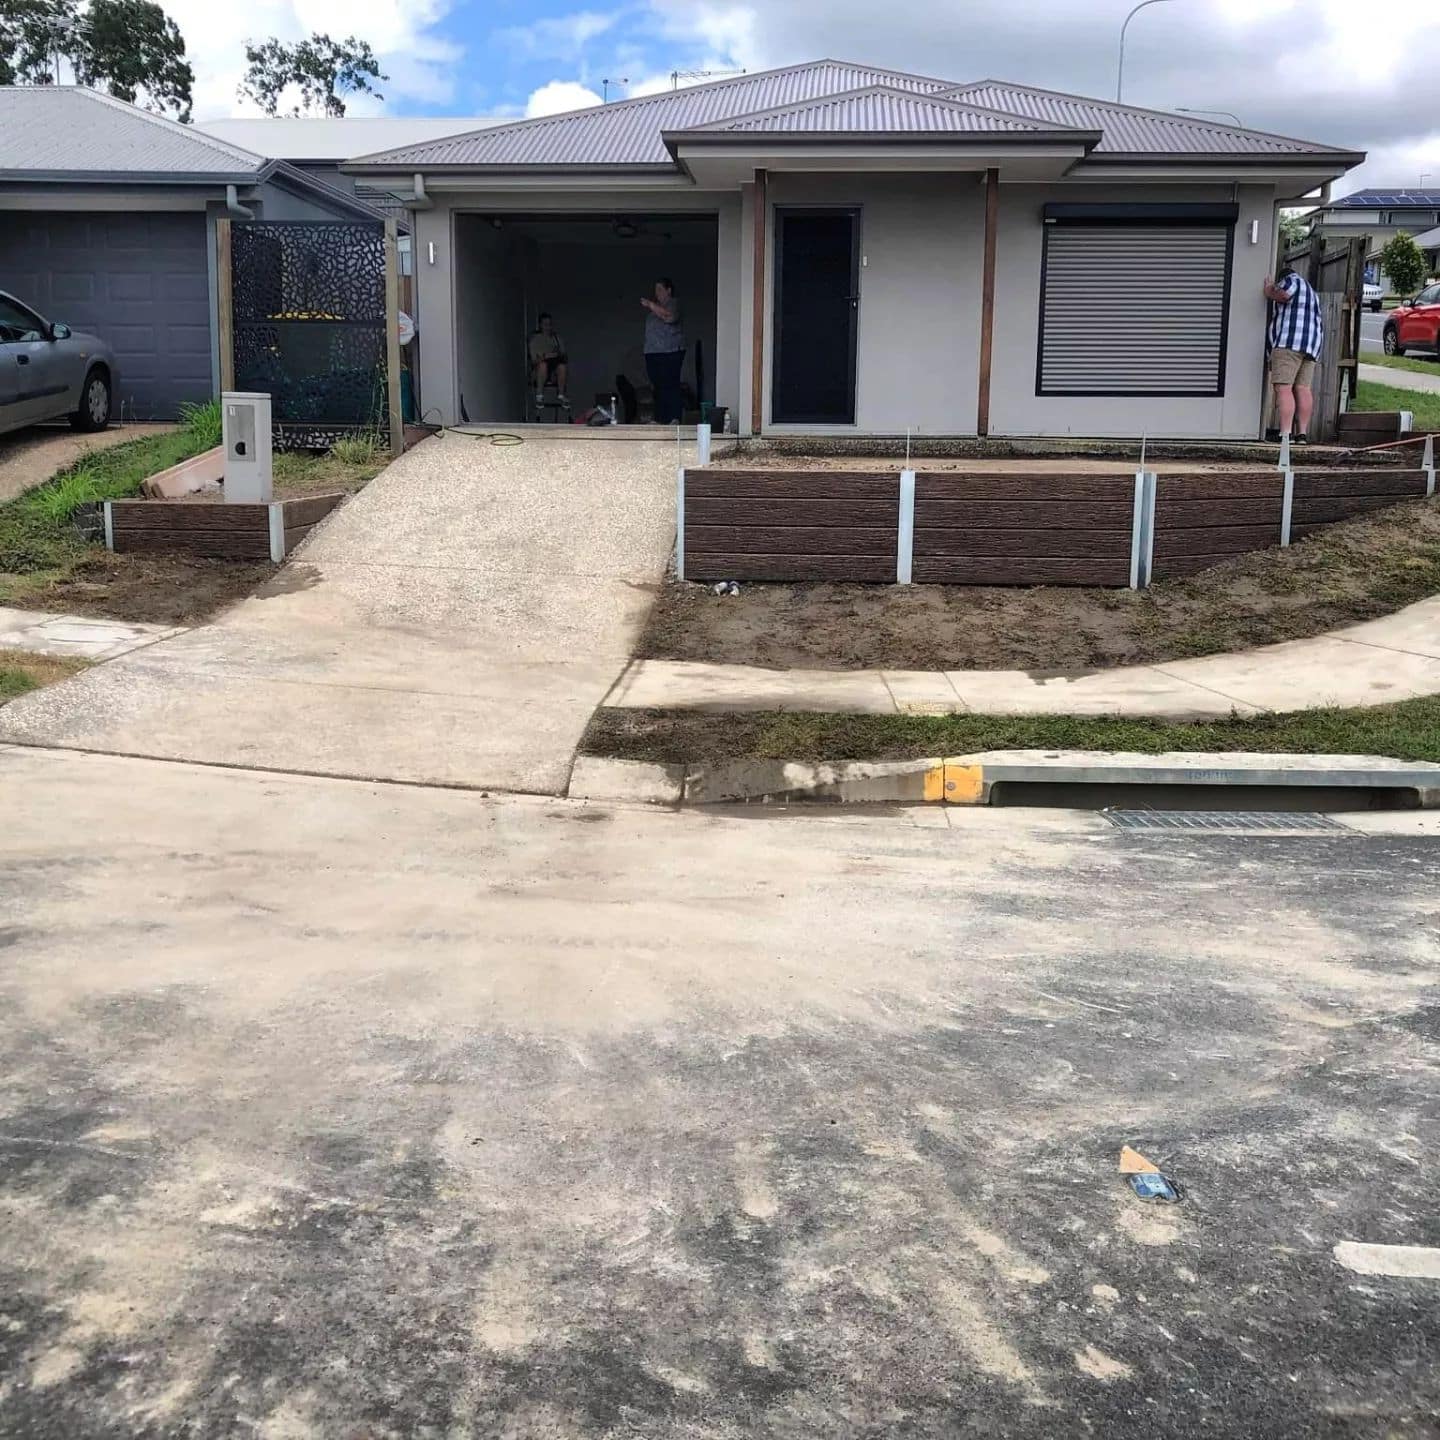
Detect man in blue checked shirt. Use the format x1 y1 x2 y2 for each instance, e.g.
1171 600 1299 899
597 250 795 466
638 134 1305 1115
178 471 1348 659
1263 266 1324 444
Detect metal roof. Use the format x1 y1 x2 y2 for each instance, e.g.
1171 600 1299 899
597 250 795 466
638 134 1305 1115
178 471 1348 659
348 59 1363 172
350 61 959 168
0 86 264 180
940 80 1353 157
678 85 1064 137
1411 225 1440 248
197 114 508 162
1327 190 1440 208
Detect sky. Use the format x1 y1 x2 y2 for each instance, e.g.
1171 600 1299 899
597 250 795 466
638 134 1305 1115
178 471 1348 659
168 0 1438 196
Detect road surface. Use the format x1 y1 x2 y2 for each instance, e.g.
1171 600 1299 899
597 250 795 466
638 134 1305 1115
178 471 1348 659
1 744 1437 1436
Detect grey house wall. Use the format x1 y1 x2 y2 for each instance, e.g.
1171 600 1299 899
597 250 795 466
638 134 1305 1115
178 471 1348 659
989 182 1277 439
411 175 1277 439
411 191 742 427
761 173 985 435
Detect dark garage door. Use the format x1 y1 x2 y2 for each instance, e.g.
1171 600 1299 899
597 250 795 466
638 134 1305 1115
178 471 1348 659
0 211 212 420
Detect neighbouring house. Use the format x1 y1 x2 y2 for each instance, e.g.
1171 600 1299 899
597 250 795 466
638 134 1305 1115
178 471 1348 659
0 87 395 421
1310 188 1440 290
1409 224 1440 281
195 115 503 225
345 59 1364 440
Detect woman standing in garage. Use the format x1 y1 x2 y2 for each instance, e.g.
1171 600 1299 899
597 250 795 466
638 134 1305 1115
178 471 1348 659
641 278 685 424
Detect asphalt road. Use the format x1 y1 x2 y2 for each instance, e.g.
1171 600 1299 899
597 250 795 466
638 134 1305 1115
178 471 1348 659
2 745 1438 1437
1360 308 1388 353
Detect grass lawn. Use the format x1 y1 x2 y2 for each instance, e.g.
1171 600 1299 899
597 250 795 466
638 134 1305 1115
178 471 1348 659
583 698 1440 767
0 649 87 703
1362 352 1440 379
1350 379 1440 428
0 408 386 625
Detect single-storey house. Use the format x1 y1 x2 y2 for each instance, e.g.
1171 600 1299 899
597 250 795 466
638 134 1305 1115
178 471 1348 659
0 86 392 420
347 59 1364 440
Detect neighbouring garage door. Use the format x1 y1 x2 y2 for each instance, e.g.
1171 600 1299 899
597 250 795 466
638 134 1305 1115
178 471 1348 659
0 211 212 420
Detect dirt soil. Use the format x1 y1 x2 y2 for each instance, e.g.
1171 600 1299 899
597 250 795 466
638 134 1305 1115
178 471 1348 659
29 551 280 626
642 496 1440 672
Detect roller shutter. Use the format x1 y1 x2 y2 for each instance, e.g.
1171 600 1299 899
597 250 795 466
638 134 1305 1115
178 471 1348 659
1037 221 1233 396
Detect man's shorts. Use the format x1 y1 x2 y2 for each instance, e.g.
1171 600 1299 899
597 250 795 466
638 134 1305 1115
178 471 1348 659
540 353 568 379
1271 348 1316 387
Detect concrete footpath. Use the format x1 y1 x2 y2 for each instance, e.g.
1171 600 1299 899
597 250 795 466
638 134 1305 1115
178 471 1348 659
0 432 683 792
0 606 182 661
1358 361 1440 395
608 595 1440 718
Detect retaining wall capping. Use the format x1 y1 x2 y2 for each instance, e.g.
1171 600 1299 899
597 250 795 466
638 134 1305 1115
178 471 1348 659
678 463 1435 589
105 492 345 562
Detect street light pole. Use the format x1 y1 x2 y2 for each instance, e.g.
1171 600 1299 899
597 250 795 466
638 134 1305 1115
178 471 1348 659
1178 106 1244 128
1116 0 1177 102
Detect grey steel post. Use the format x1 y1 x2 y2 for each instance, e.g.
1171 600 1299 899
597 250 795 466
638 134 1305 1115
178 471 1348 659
1280 470 1295 547
696 422 711 465
897 469 916 585
102 500 114 552
675 467 686 581
1400 410 1414 433
1425 434 1436 497
1140 471 1157 587
1277 432 1290 471
268 503 285 563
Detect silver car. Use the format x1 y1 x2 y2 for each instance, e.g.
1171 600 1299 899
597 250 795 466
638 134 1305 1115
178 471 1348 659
0 290 116 438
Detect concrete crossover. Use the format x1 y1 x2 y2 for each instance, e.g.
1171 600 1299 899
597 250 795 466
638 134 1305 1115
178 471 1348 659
0 432 684 792
608 596 1440 719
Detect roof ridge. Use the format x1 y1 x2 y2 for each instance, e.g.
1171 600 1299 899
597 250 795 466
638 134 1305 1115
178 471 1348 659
347 58 966 165
671 82 1070 134
941 78 1347 154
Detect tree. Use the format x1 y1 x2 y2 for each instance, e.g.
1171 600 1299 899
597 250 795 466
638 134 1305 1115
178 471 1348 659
1378 232 1427 298
0 0 192 118
239 33 385 117
76 0 191 118
1278 210 1310 250
0 0 74 84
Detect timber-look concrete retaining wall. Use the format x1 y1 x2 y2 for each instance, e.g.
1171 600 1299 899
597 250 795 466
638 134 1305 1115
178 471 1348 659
678 462 1436 588
107 493 345 562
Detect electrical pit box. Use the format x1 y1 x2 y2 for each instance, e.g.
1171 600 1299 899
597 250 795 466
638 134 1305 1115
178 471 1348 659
222 391 273 503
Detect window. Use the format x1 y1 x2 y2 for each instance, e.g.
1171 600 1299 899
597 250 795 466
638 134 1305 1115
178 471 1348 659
0 296 45 343
1385 210 1438 225
1036 205 1236 397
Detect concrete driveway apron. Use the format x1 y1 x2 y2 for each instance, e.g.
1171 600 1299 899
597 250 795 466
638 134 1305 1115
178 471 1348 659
0 432 682 792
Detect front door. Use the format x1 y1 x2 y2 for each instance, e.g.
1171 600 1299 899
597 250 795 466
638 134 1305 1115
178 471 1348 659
771 208 859 425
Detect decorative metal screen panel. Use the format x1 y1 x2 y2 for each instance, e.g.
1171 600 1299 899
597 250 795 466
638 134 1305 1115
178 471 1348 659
231 221 388 449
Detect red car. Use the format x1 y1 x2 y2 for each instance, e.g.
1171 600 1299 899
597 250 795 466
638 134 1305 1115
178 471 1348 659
1382 281 1440 356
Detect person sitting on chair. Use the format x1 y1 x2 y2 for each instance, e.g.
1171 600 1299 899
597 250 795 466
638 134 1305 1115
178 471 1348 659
528 313 570 409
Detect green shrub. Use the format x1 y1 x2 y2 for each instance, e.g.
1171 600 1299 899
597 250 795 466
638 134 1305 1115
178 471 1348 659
178 398 223 450
1378 233 1427 298
330 432 382 464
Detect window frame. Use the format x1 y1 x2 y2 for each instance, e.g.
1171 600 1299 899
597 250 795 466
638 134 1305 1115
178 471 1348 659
1034 203 1238 400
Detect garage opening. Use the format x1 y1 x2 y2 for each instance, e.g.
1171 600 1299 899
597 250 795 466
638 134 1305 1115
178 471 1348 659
453 213 719 425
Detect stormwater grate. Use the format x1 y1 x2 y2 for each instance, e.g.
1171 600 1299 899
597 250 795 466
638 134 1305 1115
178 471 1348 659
1103 809 1351 835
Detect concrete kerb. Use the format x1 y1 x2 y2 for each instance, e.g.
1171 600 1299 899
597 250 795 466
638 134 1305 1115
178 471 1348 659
568 749 1440 807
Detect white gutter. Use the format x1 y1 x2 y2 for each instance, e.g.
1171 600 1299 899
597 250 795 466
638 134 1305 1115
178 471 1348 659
407 173 435 210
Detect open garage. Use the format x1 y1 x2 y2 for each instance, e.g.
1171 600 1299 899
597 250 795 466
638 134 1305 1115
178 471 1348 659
453 212 720 426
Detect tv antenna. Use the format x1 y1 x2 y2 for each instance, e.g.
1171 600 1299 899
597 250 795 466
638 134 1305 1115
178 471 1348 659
670 67 746 90
602 77 629 102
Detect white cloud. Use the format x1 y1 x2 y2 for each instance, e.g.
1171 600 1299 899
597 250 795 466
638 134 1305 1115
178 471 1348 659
497 11 622 63
524 79 604 117
164 0 460 119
